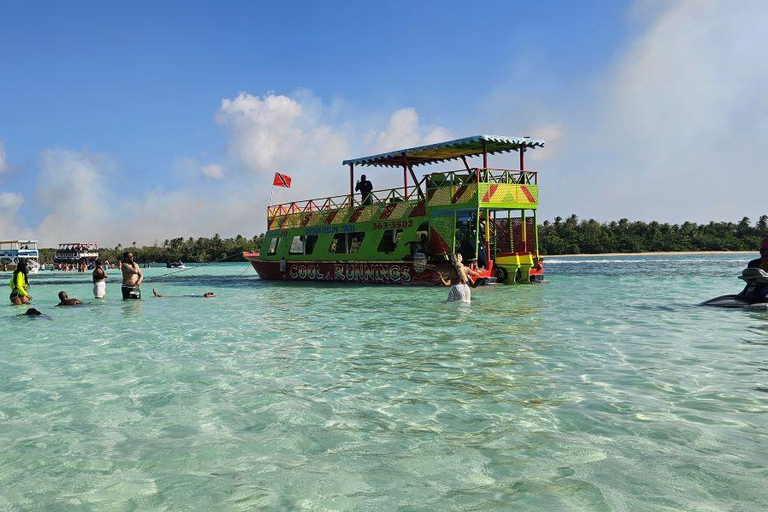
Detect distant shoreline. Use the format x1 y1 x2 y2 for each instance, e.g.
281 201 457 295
545 251 755 257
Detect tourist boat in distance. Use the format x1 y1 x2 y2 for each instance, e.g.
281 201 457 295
54 242 99 267
244 135 546 285
0 240 41 272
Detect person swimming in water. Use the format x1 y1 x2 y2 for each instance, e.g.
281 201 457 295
56 291 82 306
152 288 215 298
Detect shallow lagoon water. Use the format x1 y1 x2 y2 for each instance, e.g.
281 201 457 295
1 255 767 511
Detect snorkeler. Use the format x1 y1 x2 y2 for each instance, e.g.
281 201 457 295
152 288 215 298
56 291 82 306
20 308 52 320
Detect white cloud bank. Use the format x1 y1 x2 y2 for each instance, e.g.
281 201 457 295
545 0 768 222
0 141 9 175
2 94 452 246
214 92 454 213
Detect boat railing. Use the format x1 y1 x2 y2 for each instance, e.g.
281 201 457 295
267 168 538 220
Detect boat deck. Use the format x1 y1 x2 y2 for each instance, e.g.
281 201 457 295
267 168 539 231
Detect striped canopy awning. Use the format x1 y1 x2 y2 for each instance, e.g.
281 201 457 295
342 135 545 168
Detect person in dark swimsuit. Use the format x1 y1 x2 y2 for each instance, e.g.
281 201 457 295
120 252 143 300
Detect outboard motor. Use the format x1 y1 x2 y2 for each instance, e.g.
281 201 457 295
701 267 768 308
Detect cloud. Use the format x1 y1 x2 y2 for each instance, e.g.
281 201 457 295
216 91 349 175
11 91 453 247
214 91 452 209
0 191 24 233
367 108 453 153
0 141 8 174
202 163 224 180
34 149 115 244
545 0 768 222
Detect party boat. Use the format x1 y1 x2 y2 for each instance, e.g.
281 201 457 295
54 242 99 266
244 135 546 285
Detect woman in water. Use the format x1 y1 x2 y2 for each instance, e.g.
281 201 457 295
9 259 32 305
438 253 480 303
92 260 107 298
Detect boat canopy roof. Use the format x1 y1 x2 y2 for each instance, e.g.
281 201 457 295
342 134 545 168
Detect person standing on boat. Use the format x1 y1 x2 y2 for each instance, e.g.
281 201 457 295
92 260 107 298
355 174 373 205
120 252 143 300
9 259 32 305
438 253 480 303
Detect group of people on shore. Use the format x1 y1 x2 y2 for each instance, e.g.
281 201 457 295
9 252 214 308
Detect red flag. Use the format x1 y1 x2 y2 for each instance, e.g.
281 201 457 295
273 172 291 188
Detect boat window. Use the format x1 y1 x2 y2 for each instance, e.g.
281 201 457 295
348 232 366 254
289 236 304 255
266 237 280 256
304 235 318 255
377 229 403 254
330 233 347 254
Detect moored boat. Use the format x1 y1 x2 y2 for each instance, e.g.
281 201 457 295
0 240 40 272
54 242 99 268
244 135 546 285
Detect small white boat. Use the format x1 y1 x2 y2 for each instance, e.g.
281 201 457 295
0 240 40 272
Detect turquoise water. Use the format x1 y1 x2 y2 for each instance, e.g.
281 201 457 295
1 255 767 511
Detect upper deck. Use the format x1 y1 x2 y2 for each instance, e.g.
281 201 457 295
0 240 39 255
267 167 539 231
54 242 99 261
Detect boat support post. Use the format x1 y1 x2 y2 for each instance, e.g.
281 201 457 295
349 163 354 207
402 153 422 199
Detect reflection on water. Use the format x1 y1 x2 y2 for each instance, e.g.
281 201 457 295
1 257 768 510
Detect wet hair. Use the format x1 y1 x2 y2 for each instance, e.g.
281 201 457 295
123 252 133 261
58 291 68 301
25 308 42 316
451 253 468 284
12 259 29 288
95 260 102 267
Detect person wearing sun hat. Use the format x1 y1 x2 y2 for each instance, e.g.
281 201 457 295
747 236 768 272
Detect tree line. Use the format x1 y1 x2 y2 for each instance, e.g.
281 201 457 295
34 215 768 263
538 215 768 255
38 234 265 264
